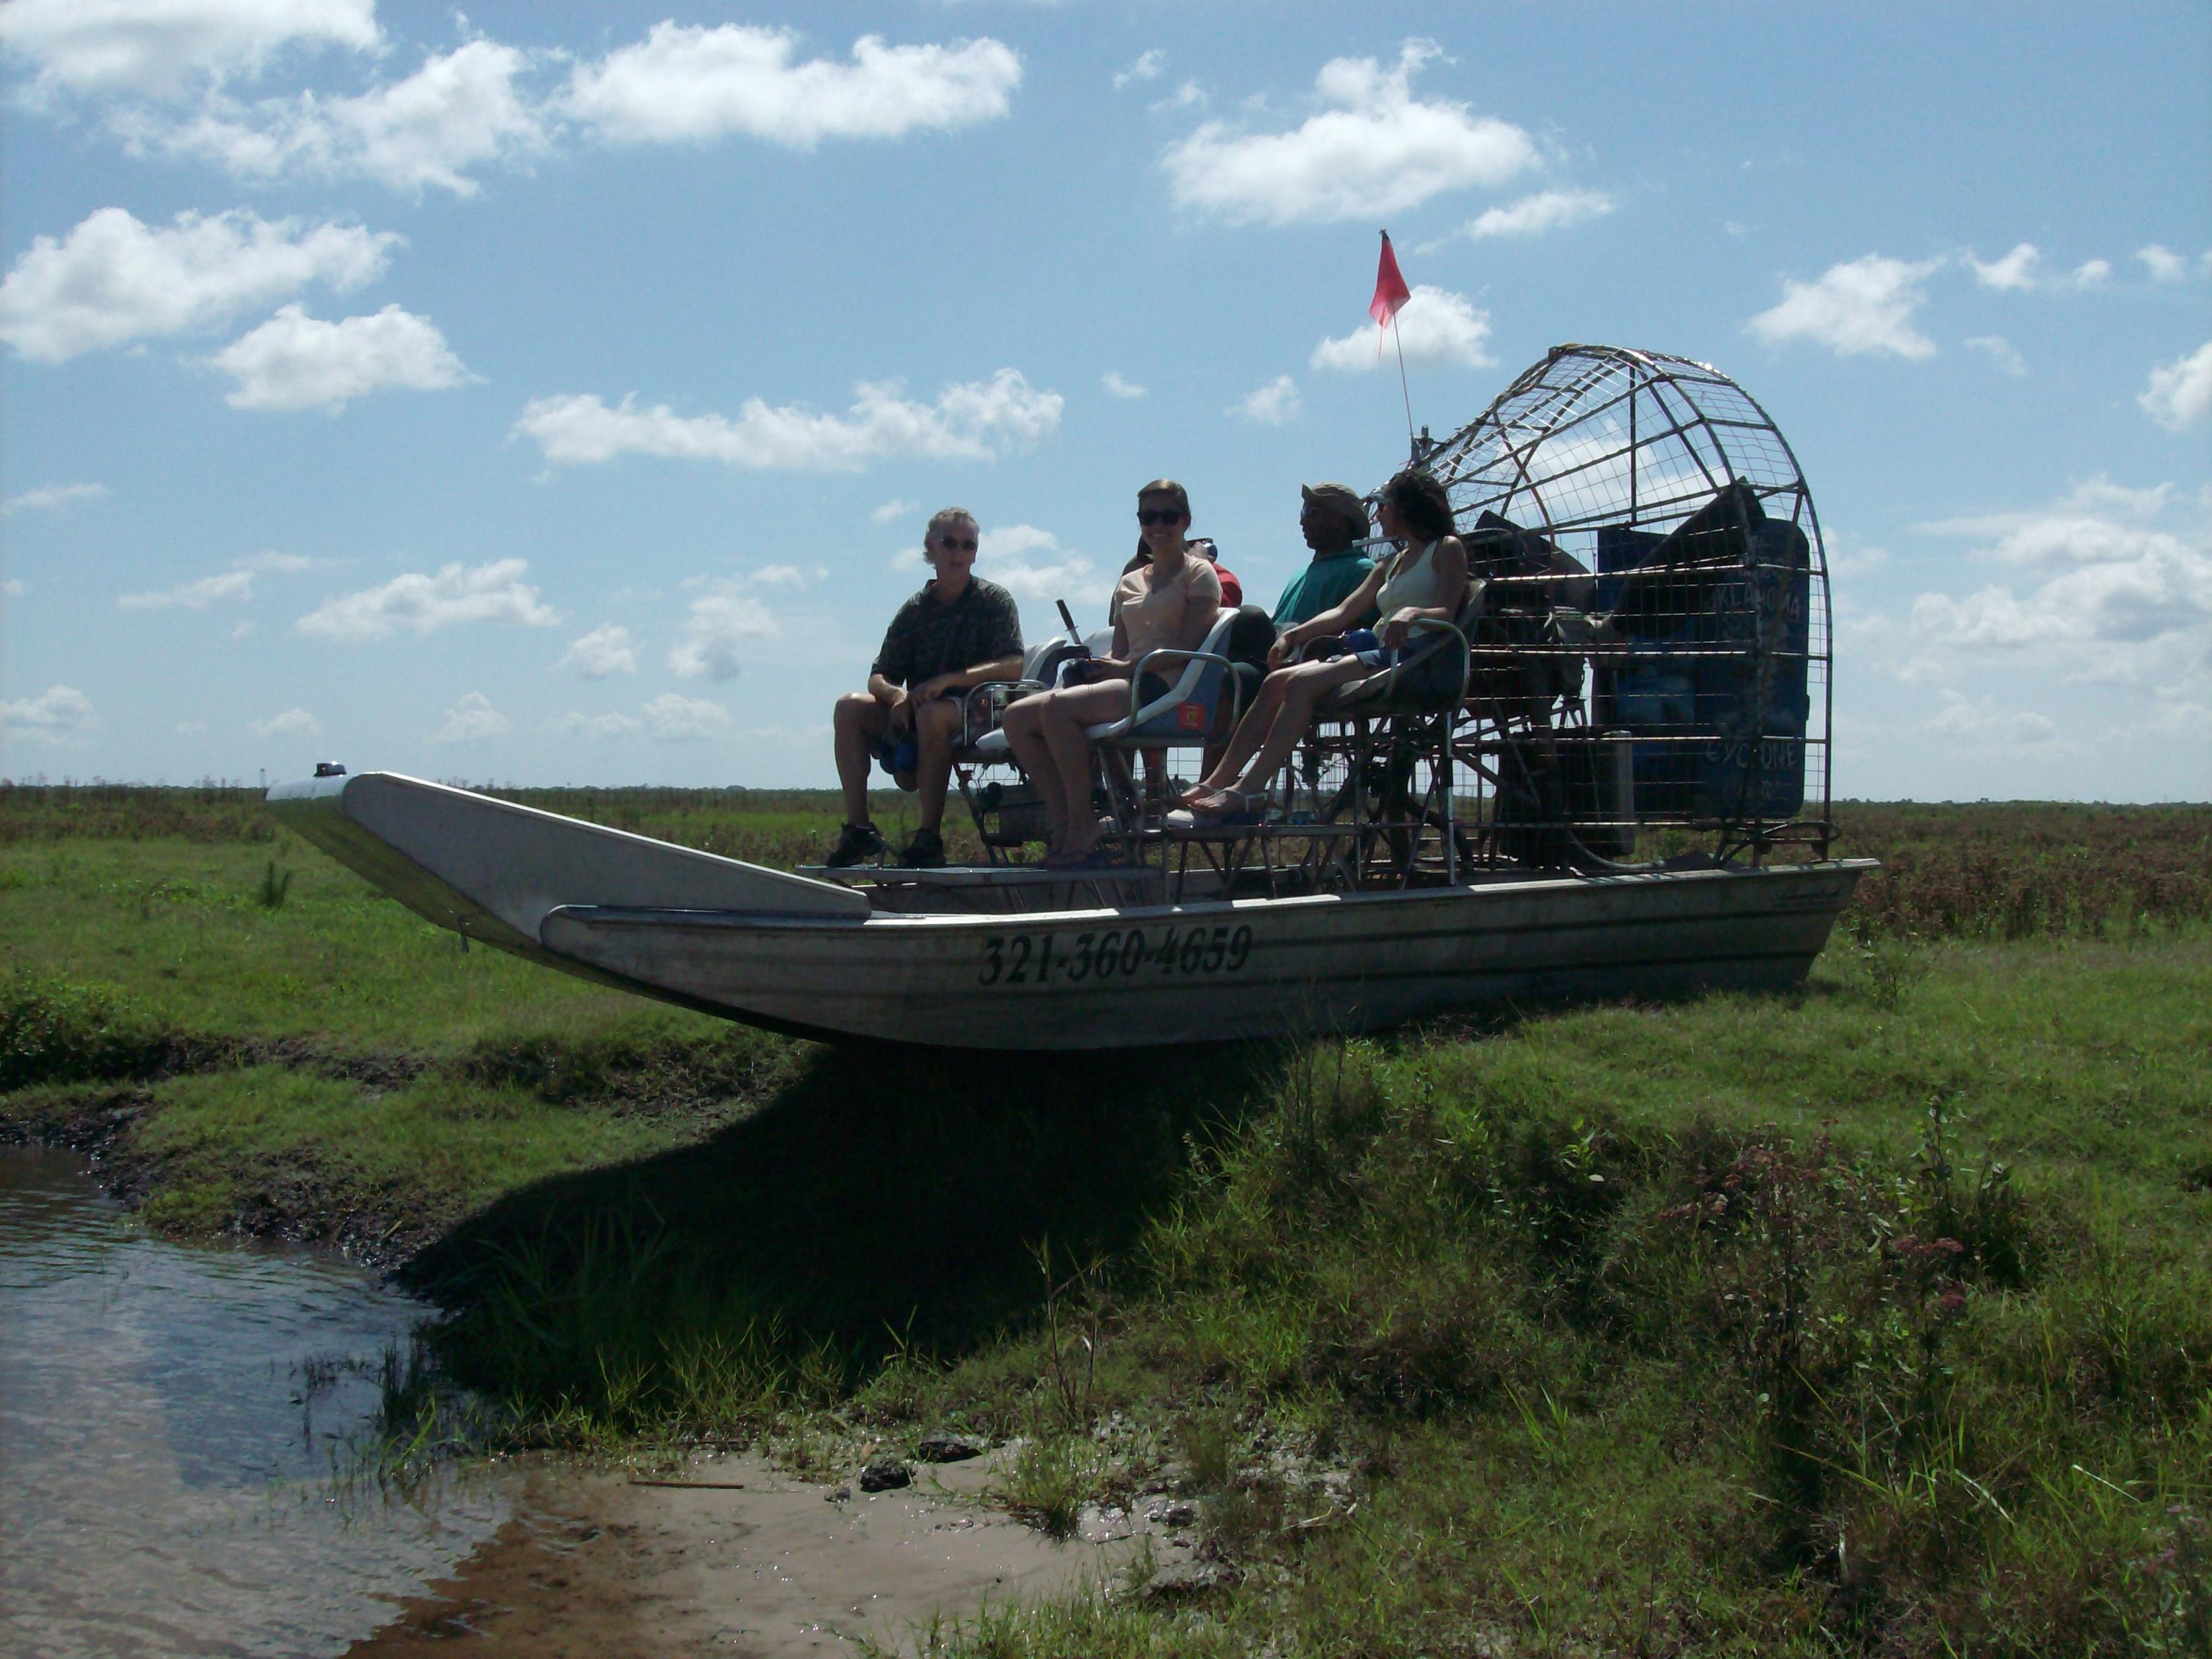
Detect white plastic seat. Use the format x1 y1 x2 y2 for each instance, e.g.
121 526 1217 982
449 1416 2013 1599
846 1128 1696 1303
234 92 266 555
1082 611 1242 748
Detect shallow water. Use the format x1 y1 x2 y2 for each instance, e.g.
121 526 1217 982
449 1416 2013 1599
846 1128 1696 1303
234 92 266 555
0 1146 509 1658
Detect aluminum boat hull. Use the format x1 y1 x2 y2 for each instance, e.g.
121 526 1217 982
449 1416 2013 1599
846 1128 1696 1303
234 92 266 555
268 772 1872 1050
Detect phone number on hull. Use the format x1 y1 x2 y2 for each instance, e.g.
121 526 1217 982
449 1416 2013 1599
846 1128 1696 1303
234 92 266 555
978 923 1254 986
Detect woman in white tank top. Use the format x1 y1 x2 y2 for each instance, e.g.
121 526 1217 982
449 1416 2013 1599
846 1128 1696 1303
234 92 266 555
1171 469 1469 825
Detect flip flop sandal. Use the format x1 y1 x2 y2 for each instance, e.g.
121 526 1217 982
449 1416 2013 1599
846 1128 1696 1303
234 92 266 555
1165 789 1264 831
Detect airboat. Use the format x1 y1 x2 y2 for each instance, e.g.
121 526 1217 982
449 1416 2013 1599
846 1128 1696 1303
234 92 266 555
270 345 1874 1051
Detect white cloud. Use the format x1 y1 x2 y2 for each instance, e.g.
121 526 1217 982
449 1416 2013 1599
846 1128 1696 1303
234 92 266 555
669 582 778 680
1311 284 1492 372
1 579 24 598
566 23 1020 148
516 369 1062 470
1113 48 1165 90
557 623 637 679
237 549 313 572
1921 691 2061 746
433 691 510 743
1964 335 2026 376
2139 245 2188 283
2149 699 2211 739
0 0 378 99
1915 477 2175 541
175 720 207 736
1903 478 2211 687
1162 40 1539 225
1823 535 1892 580
249 706 320 739
871 498 917 523
748 564 809 589
1748 253 1941 360
1233 374 1301 424
207 303 473 411
550 710 641 739
1152 80 1205 114
1972 242 2042 292
1 683 93 742
0 207 395 362
118 568 255 609
1101 370 1146 400
1458 188 1614 240
641 692 732 740
2140 341 2212 431
974 522 1108 608
153 40 547 197
1910 559 2208 656
1970 243 2112 295
295 558 558 642
3 482 109 514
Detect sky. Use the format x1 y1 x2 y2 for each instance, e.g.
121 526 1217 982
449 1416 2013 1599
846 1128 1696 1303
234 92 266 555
1 0 2207 801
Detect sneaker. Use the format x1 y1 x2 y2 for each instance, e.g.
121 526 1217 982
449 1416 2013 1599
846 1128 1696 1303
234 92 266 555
824 822 886 868
897 827 946 869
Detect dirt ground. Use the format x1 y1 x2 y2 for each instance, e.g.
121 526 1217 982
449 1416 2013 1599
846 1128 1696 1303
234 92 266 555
349 1450 1166 1658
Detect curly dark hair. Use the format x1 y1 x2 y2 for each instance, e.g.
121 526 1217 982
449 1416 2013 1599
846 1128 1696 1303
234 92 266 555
1381 469 1457 542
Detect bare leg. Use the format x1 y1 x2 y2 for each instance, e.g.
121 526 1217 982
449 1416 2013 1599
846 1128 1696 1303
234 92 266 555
833 693 887 824
912 697 963 832
1037 683 1129 857
1227 657 1366 796
1187 672 1292 796
1001 698 1069 852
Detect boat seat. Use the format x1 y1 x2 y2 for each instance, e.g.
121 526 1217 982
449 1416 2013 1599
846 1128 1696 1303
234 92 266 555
1082 611 1244 749
968 725 1013 763
961 625 1118 764
1314 588 1482 717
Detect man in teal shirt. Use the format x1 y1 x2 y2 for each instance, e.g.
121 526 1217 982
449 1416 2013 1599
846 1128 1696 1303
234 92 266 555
1272 482 1378 629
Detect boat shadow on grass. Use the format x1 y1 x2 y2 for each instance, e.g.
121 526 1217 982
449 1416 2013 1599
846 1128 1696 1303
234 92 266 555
398 1038 1290 1431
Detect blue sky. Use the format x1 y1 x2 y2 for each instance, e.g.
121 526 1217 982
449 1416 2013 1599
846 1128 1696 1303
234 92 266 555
2 0 2206 801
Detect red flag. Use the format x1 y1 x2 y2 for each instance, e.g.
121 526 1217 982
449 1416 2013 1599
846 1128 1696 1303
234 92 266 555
1369 230 1412 329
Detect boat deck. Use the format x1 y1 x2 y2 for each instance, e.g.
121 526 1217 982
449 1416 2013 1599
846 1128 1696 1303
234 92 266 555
793 862 1168 912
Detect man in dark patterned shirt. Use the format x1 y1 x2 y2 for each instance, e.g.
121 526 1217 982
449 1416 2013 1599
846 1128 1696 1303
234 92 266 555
827 507 1024 868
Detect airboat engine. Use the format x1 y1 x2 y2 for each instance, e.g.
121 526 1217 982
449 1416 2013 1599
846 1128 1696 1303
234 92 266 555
1423 343 1831 866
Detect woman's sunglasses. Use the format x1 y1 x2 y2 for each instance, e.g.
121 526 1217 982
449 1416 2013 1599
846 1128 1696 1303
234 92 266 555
935 536 979 552
1136 508 1186 526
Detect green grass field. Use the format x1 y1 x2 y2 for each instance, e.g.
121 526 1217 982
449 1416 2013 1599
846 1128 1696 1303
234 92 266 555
2 785 2207 1655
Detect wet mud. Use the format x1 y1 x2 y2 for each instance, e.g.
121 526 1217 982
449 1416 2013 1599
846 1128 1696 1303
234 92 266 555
351 1452 1156 1658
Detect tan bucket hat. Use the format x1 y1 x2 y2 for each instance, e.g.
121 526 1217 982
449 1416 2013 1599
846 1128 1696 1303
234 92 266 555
1300 482 1370 536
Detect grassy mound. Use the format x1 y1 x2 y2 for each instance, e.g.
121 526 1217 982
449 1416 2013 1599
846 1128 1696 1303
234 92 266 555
398 935 2210 1655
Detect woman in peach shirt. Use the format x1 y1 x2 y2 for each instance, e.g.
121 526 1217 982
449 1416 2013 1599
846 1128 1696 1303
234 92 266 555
1002 479 1220 868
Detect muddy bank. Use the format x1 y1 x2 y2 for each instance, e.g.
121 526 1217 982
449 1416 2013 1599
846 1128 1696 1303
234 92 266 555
351 1451 1162 1658
0 1079 452 1269
0 1020 804 1272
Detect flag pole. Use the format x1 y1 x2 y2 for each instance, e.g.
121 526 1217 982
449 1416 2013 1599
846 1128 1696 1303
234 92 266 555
1391 307 1416 460
1380 230 1417 461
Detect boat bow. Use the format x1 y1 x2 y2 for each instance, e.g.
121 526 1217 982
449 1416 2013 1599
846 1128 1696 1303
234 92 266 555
264 772 867 967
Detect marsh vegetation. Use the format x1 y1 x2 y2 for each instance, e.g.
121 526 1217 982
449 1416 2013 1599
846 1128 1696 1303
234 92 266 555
1 783 2206 1655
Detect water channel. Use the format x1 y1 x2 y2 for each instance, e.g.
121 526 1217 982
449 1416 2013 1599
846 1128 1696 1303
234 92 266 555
0 1146 511 1658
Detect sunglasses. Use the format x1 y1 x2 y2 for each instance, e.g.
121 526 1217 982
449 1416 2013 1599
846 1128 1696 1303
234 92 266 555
1136 508 1186 526
935 536 979 552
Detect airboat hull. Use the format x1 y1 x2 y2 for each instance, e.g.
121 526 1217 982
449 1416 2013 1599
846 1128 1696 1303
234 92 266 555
269 772 1870 1051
